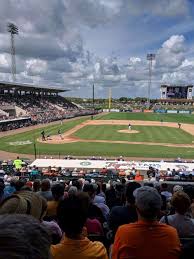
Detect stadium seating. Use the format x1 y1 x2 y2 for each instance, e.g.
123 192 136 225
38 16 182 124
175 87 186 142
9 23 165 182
0 94 96 131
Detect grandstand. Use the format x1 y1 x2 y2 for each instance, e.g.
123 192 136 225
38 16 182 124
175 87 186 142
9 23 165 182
0 81 96 131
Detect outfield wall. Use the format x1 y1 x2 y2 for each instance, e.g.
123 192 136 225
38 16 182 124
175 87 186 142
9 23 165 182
103 109 192 114
154 109 192 114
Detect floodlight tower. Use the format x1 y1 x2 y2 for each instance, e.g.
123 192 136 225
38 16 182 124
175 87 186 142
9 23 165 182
147 53 155 108
7 23 18 82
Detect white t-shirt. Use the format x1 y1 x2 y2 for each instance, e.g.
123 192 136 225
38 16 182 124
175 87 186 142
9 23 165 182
167 170 172 176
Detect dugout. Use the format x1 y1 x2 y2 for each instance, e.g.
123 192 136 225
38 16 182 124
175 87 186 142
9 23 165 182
0 117 32 131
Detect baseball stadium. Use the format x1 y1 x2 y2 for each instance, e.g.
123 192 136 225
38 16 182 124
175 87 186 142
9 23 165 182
1 83 194 160
2 3 194 259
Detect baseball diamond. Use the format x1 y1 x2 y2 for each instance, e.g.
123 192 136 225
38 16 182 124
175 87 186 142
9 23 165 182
2 112 194 159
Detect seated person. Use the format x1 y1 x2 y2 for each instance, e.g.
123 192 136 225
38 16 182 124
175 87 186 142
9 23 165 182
37 179 53 201
112 186 181 259
160 191 194 237
135 171 143 181
85 217 103 236
83 184 106 223
161 183 172 201
0 214 51 259
47 183 64 218
108 182 141 238
51 192 108 259
0 190 62 243
30 165 40 180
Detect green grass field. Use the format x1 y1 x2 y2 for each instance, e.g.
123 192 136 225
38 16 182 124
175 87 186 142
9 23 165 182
98 112 194 124
73 125 194 144
1 113 194 158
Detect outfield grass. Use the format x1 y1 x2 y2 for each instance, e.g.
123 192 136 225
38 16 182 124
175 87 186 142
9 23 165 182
73 125 194 144
1 115 194 158
1 140 194 159
98 112 194 124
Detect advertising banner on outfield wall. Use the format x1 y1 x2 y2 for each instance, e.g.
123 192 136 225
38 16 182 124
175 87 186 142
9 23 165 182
132 109 142 113
143 110 153 113
30 159 194 172
154 109 166 113
178 110 191 114
103 109 120 112
167 110 178 114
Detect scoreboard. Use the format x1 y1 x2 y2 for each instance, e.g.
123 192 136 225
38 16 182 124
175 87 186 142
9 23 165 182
161 85 193 100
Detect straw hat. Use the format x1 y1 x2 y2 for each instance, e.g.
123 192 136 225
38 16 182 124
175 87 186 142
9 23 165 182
0 191 47 220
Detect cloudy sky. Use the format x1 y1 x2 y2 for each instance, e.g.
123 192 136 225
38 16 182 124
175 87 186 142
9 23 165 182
0 0 194 98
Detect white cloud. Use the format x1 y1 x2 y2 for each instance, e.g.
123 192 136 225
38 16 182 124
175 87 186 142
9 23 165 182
0 54 10 73
162 35 186 53
26 59 47 76
156 35 186 69
129 57 142 64
180 59 194 68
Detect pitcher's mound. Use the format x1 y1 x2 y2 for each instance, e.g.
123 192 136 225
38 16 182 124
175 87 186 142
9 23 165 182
118 130 139 134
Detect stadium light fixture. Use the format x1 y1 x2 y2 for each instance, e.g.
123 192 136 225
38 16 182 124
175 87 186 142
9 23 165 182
147 53 155 108
7 23 19 82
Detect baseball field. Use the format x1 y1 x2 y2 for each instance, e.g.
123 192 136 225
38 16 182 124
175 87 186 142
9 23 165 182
1 112 194 159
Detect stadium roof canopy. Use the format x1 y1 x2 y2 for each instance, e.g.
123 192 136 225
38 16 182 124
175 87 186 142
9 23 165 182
0 81 69 93
161 84 193 88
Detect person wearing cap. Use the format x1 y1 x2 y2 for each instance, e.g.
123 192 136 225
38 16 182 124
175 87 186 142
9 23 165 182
112 186 181 259
0 190 62 242
0 190 47 220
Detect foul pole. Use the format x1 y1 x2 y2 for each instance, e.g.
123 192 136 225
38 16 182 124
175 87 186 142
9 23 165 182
108 87 112 111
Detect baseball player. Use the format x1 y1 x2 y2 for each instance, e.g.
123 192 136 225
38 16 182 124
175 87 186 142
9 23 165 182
41 130 46 141
58 129 63 139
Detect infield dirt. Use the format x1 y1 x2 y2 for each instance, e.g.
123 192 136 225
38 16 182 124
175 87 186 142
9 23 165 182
37 119 194 148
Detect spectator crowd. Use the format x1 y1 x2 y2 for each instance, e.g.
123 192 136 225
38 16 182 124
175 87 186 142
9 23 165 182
0 157 194 258
0 94 97 131
1 157 194 183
